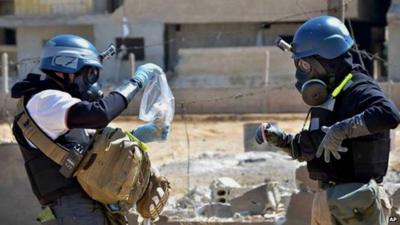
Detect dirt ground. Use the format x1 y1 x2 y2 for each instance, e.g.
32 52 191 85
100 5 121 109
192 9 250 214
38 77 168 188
0 113 306 162
2 113 400 196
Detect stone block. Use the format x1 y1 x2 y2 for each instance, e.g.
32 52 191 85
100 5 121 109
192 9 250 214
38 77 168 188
283 192 314 225
210 177 241 203
295 166 319 192
230 182 280 215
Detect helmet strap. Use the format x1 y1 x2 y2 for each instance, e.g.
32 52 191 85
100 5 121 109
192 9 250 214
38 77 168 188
62 73 71 89
43 70 72 91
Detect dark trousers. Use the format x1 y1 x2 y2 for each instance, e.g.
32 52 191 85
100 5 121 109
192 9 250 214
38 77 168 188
49 193 108 225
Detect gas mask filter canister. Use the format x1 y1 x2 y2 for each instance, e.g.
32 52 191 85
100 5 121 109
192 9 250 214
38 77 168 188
300 79 328 106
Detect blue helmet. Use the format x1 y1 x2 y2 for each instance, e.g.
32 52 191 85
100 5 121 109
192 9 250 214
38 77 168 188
292 16 354 60
40 34 102 74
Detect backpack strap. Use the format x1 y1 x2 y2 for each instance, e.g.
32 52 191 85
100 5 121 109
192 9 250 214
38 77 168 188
16 97 82 177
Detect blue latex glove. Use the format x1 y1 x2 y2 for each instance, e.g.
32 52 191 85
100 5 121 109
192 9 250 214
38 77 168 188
132 122 170 143
132 63 163 87
106 203 120 212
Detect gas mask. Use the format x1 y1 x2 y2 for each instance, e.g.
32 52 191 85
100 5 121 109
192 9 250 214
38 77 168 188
275 37 352 106
294 57 336 106
70 67 103 101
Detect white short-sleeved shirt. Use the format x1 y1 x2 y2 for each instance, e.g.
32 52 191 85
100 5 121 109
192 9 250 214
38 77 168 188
26 90 81 142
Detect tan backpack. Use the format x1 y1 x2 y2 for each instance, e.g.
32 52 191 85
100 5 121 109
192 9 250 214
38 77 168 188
15 98 151 212
75 127 151 209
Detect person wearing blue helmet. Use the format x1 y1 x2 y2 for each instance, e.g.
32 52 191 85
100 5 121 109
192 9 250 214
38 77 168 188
10 34 169 225
255 16 400 224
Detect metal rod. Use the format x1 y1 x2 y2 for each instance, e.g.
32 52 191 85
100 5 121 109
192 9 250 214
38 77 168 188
265 50 270 86
328 0 345 22
129 53 135 77
2 52 9 94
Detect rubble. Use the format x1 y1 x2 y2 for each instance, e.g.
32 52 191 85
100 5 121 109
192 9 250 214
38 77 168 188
197 203 234 218
230 182 283 216
164 176 289 222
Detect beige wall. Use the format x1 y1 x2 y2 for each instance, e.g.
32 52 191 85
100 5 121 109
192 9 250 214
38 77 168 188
165 23 299 70
388 1 400 81
15 21 164 83
113 0 360 23
173 47 295 88
0 144 41 225
93 18 165 83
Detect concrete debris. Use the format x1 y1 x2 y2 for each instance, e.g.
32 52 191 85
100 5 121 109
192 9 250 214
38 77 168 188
163 187 211 219
389 184 400 222
230 181 283 216
176 186 211 209
164 177 289 222
210 177 242 203
197 202 234 218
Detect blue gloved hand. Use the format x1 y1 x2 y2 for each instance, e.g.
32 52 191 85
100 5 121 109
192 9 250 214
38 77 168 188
132 122 170 143
132 63 163 87
161 126 170 140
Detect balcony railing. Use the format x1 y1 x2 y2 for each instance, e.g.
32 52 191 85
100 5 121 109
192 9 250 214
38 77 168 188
0 0 96 17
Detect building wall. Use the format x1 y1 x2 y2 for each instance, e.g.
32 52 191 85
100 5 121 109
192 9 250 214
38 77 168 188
15 19 164 84
16 25 94 77
388 0 400 81
113 0 360 23
93 18 164 84
166 23 299 72
172 47 295 88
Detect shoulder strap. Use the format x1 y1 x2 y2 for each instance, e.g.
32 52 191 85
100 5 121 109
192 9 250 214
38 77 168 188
16 97 69 165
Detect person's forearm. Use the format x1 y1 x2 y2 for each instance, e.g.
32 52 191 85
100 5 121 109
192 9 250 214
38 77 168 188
66 92 129 129
363 104 400 133
358 86 400 133
66 80 142 129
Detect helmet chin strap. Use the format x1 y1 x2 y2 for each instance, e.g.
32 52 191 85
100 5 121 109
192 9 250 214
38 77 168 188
44 71 66 89
62 73 72 90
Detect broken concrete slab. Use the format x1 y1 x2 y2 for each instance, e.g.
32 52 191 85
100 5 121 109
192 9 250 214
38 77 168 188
197 203 234 218
230 182 281 216
175 187 211 209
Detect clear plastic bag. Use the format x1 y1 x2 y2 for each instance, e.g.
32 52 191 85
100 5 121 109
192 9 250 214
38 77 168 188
139 71 175 131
